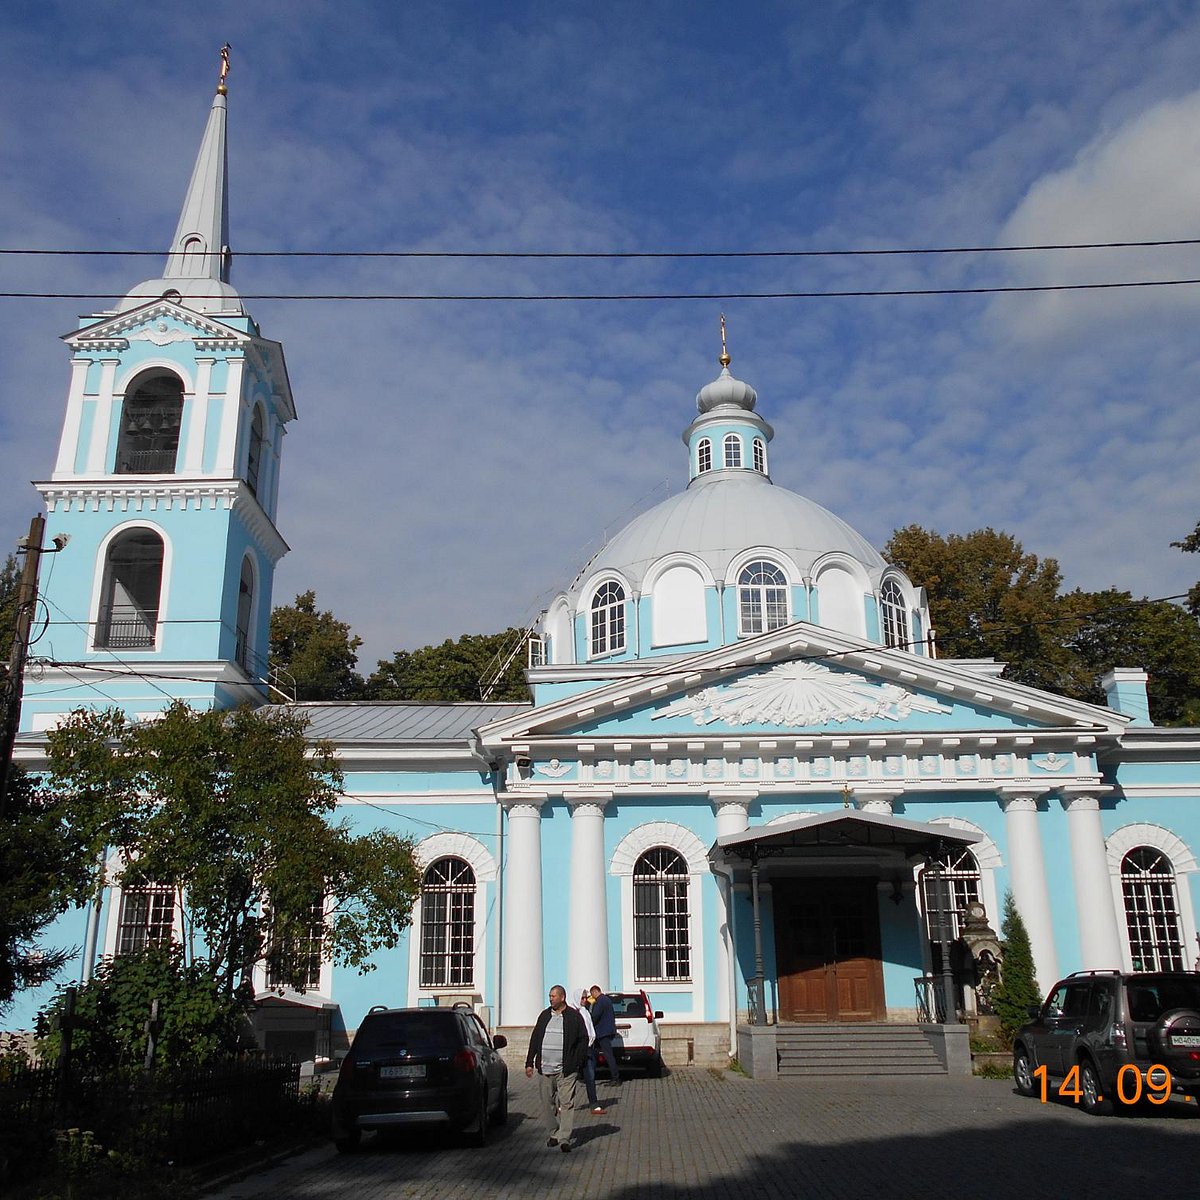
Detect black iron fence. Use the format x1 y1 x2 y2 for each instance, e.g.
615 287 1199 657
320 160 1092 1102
0 1056 301 1182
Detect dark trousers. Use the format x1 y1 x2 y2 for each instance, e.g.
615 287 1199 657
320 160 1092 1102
594 1035 620 1082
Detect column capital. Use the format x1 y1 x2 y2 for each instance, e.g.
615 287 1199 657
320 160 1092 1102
854 790 896 815
564 790 612 813
1060 792 1100 813
498 791 548 816
709 788 758 810
998 790 1042 812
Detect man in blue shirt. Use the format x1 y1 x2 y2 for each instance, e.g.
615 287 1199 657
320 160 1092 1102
589 985 621 1084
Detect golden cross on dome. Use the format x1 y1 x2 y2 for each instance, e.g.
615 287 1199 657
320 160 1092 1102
719 313 731 368
217 44 232 95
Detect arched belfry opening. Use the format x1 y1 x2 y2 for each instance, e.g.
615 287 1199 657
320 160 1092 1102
115 373 184 474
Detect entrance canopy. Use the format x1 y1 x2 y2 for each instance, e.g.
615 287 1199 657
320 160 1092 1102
710 811 981 863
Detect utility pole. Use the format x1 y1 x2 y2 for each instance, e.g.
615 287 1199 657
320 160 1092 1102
0 514 46 817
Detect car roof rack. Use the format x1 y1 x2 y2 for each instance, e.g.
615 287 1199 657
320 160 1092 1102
1066 970 1122 977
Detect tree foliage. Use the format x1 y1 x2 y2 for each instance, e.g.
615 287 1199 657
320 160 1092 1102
38 944 254 1071
1174 517 1200 617
0 767 93 1012
367 627 532 703
886 525 1200 724
990 892 1042 1038
269 590 365 701
0 552 18 656
44 702 421 997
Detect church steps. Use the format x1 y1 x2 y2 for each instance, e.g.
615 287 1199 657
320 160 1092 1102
776 1024 948 1076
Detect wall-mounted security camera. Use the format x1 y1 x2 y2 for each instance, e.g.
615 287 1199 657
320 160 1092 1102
514 754 533 773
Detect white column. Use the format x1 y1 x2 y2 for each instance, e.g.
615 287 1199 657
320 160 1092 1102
1062 793 1124 970
501 797 546 1026
55 357 91 475
566 792 611 993
85 358 121 473
1001 792 1059 989
713 794 751 1051
214 357 245 474
182 358 214 473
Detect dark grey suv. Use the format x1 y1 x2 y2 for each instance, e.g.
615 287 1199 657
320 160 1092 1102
330 1006 508 1151
1013 971 1200 1115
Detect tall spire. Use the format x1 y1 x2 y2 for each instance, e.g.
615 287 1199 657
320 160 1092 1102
163 45 231 285
118 47 243 315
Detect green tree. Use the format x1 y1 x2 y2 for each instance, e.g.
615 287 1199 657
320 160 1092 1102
269 590 365 701
0 767 93 1012
0 552 18 654
45 702 421 997
1173 518 1200 616
1064 588 1200 726
367 627 532 702
989 892 1042 1038
38 944 253 1071
885 526 1085 694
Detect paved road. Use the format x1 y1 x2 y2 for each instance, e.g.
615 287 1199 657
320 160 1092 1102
206 1069 1198 1200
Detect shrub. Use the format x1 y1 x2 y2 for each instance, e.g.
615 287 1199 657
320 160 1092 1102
989 892 1042 1038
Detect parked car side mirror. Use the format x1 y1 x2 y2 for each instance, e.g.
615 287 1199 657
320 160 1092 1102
654 1011 664 1019
1027 1004 1041 1019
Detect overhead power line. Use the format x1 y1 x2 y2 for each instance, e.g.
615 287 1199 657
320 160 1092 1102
4 277 1200 303
3 237 1200 259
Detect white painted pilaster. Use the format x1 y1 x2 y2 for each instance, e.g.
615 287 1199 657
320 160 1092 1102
214 357 245 474
501 795 546 1025
85 359 121 473
712 794 751 1049
1000 792 1059 990
1062 793 1124 970
182 358 214 473
566 791 611 993
55 358 91 476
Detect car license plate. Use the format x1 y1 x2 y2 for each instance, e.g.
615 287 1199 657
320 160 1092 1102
380 1064 425 1079
1170 1035 1200 1047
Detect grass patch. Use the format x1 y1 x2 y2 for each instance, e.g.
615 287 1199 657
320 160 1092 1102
974 1060 1014 1080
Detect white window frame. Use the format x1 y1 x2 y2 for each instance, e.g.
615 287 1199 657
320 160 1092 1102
632 848 692 983
697 437 712 474
753 438 766 473
737 560 789 635
723 433 743 469
880 577 909 650
589 579 627 657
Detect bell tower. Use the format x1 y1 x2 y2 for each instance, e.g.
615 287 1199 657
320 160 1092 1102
21 51 296 730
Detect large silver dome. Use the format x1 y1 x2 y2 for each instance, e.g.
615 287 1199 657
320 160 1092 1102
570 471 886 599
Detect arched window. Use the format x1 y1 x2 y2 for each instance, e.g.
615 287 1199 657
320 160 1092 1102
97 530 164 648
1121 847 1186 971
420 857 476 988
697 438 712 474
880 579 909 650
265 896 325 992
235 557 254 671
246 408 265 498
117 884 175 955
737 560 788 634
921 847 981 984
115 374 183 474
723 433 742 469
633 848 690 982
753 438 766 473
590 580 626 656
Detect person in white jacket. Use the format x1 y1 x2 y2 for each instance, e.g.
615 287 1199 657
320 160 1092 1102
575 988 604 1115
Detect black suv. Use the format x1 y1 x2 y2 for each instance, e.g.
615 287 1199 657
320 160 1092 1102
1013 971 1200 1115
330 1006 509 1151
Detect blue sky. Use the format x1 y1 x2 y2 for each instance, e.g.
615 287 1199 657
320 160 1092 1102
3 1 1200 671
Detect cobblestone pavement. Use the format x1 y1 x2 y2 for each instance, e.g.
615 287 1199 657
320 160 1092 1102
206 1069 1198 1200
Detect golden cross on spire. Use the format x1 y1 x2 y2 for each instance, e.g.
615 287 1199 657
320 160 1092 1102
217 43 232 95
719 313 731 368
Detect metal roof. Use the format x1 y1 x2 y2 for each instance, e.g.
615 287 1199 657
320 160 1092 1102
712 811 981 858
262 701 530 744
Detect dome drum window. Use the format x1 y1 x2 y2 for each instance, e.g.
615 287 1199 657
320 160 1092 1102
590 580 626 656
697 438 712 474
738 560 788 635
723 434 743 469
880 579 909 650
753 438 766 473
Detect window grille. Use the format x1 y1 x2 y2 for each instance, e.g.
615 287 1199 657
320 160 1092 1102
266 898 325 991
920 847 981 941
1122 847 1185 971
880 579 909 650
97 531 164 648
723 434 742 468
633 848 690 982
117 885 175 955
420 857 476 988
738 560 788 634
697 438 712 474
590 580 626 656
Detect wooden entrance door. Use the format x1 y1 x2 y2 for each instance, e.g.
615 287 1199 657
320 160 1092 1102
775 879 885 1022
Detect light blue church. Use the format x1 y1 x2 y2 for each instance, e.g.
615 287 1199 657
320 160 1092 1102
11 76 1200 1071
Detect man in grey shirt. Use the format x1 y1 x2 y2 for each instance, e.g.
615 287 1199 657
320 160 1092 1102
525 984 588 1151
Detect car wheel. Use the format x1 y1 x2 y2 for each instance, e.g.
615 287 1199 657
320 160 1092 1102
334 1131 361 1155
1013 1046 1037 1097
493 1082 509 1126
467 1089 489 1147
1080 1058 1112 1116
